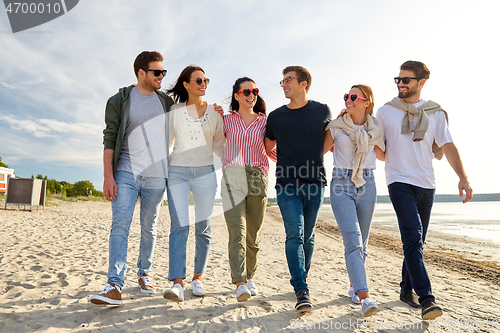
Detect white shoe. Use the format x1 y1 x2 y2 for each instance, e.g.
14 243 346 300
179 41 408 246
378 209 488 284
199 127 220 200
246 279 258 296
361 298 379 317
348 287 360 304
236 284 251 302
191 279 206 297
163 283 184 302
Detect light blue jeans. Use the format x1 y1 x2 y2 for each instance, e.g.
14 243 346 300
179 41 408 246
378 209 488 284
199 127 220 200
108 171 167 287
277 184 325 295
330 168 376 295
167 165 217 280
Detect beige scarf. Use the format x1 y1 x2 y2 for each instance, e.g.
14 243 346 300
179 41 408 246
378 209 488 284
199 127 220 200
326 113 385 188
386 97 448 159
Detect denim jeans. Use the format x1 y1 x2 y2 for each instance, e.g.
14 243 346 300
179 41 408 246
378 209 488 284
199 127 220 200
388 181 435 305
108 171 166 287
167 165 217 280
277 184 324 295
330 168 376 295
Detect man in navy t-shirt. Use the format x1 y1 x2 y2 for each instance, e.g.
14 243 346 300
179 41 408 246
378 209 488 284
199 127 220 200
265 66 331 312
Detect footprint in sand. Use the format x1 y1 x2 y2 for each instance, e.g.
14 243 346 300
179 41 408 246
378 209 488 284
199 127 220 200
57 273 69 287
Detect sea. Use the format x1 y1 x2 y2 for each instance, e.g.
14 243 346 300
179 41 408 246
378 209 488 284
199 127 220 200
319 201 500 245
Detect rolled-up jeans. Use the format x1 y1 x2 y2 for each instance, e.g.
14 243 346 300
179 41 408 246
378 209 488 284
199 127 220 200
107 170 166 287
167 165 217 281
330 168 376 295
276 183 324 295
221 165 268 284
388 181 435 306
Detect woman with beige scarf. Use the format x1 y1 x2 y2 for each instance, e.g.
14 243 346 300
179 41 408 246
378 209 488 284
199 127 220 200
323 84 385 317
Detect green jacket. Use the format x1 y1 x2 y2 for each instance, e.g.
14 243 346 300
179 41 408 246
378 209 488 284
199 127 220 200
102 85 175 170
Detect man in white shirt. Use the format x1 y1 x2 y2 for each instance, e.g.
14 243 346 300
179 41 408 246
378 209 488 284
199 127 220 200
376 61 473 320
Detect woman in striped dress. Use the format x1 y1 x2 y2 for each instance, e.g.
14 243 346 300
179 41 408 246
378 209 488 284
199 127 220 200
221 77 276 301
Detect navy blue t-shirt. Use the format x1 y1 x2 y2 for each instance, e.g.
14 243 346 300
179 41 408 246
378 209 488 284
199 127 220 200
265 100 331 188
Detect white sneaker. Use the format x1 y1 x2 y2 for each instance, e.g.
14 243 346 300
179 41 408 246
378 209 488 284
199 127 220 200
348 287 360 304
361 298 379 317
246 279 258 296
163 283 184 302
191 279 206 297
236 284 251 302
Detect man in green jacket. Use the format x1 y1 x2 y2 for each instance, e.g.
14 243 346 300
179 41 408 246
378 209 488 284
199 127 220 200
90 51 174 305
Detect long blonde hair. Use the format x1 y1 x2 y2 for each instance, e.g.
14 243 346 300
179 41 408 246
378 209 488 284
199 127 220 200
337 84 374 118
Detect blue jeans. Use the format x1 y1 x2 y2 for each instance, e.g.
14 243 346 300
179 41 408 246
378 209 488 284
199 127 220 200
388 182 435 305
108 171 166 287
330 168 376 295
277 184 324 295
167 165 217 280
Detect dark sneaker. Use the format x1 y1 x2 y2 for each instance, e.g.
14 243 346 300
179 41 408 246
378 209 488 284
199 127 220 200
90 283 123 305
295 290 312 312
422 301 443 320
400 291 421 308
138 273 155 294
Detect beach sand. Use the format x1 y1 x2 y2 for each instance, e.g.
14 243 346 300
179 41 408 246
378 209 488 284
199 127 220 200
1 199 499 332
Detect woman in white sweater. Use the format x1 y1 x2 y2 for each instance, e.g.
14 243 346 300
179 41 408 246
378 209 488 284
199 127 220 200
162 66 224 302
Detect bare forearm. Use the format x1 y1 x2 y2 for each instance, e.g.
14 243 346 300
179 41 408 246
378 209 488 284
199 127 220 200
374 145 385 161
442 142 473 203
323 131 334 155
103 149 114 178
264 137 276 156
442 143 468 181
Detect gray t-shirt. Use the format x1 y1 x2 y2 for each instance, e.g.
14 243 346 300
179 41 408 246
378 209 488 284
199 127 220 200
115 88 168 178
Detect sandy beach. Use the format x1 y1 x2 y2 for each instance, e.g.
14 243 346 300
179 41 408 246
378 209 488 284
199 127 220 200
1 199 499 332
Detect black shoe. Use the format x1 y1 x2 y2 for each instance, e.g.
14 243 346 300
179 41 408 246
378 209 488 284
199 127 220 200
295 290 312 312
400 291 421 308
422 301 443 320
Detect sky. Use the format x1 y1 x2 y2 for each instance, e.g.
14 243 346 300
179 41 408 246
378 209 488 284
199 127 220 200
1 0 499 197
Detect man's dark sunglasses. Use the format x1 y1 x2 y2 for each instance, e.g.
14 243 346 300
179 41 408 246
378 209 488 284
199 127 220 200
394 77 422 84
145 69 167 77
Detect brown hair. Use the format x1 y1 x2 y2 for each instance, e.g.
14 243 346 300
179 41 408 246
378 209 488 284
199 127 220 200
133 51 163 78
282 66 312 92
338 84 375 118
166 65 205 103
400 60 430 80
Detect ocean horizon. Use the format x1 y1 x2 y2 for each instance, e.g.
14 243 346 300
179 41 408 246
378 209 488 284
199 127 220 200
319 201 500 245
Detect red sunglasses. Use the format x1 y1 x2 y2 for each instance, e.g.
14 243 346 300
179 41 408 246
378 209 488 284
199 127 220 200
236 88 259 97
344 93 367 102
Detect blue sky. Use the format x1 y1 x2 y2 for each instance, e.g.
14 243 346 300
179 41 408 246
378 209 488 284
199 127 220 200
1 0 499 196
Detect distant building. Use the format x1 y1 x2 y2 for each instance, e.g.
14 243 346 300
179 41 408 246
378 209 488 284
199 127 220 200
0 167 15 193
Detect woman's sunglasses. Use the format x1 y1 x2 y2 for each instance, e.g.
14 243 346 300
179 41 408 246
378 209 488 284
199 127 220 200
236 88 259 97
394 77 422 84
344 93 367 102
144 69 167 77
192 78 210 85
